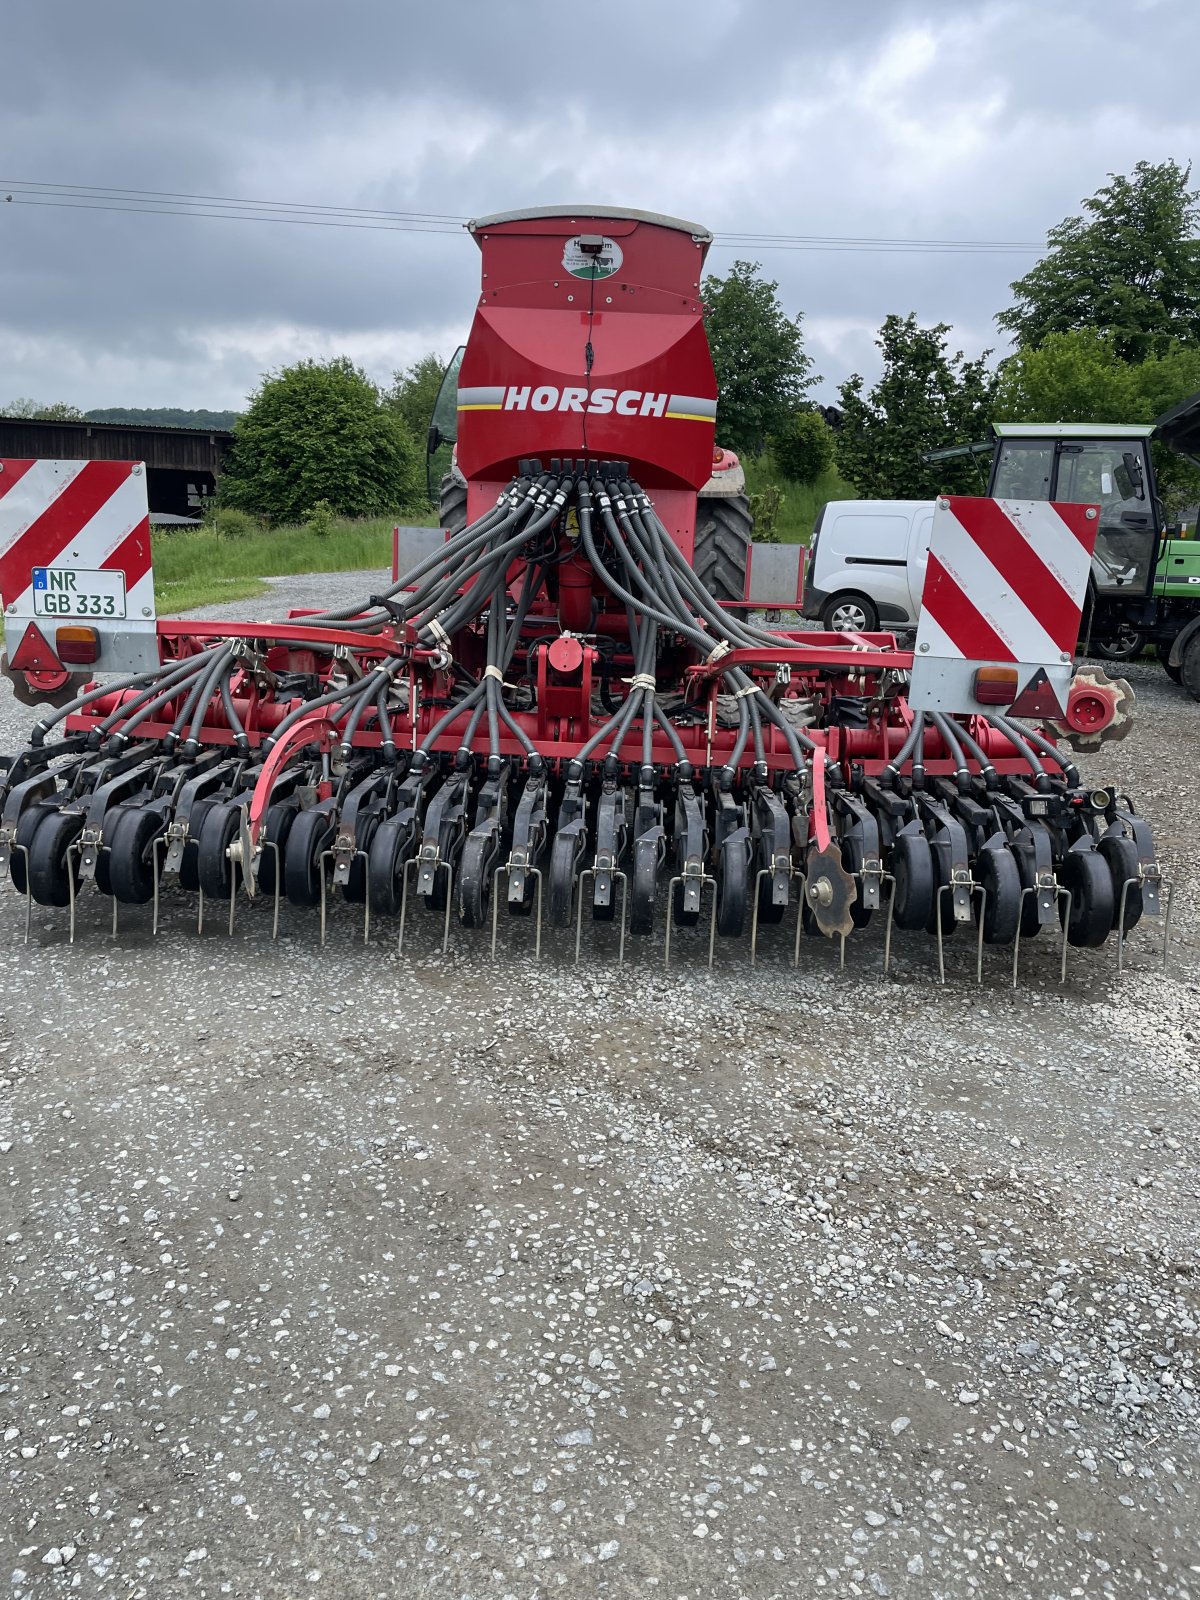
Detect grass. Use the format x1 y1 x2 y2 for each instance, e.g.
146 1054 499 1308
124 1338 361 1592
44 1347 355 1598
742 456 858 542
153 510 436 614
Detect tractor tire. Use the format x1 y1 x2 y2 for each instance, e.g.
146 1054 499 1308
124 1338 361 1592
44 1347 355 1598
439 472 468 537
1155 641 1182 684
1179 630 1200 702
692 493 753 604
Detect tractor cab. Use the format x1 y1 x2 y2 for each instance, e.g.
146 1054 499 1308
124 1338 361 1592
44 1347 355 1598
988 423 1161 614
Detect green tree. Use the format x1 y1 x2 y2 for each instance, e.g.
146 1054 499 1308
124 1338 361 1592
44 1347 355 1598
996 330 1200 516
998 160 1200 362
769 407 834 484
995 329 1139 422
385 353 449 441
702 261 815 455
221 357 421 525
2 398 86 420
835 315 998 498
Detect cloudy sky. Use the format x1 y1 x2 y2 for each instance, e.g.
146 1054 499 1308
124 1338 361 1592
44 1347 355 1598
2 0 1197 415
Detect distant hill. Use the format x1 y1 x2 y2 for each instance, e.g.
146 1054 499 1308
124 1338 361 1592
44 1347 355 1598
85 407 241 431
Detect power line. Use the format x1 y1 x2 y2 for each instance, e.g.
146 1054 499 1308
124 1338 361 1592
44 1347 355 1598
0 179 1045 254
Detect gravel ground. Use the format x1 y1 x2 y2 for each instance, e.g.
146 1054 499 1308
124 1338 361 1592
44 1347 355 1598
1 576 1198 1599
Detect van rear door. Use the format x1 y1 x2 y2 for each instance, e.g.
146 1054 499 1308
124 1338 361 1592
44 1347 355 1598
907 505 935 618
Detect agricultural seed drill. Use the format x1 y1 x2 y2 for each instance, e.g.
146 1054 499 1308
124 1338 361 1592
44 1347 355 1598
0 207 1168 978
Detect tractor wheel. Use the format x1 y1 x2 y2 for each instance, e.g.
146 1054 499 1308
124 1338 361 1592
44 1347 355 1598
1058 850 1114 949
1179 631 1200 702
1091 625 1144 662
439 472 468 537
1155 641 1183 684
692 493 753 604
27 809 85 907
107 807 163 904
890 832 934 931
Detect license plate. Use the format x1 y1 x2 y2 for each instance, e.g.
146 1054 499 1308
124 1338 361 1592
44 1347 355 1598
32 567 127 619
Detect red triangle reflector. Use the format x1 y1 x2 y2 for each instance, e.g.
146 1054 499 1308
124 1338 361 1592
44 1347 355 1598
1010 667 1065 719
9 622 62 673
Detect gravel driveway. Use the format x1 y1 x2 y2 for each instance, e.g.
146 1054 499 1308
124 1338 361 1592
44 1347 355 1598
2 575 1197 1599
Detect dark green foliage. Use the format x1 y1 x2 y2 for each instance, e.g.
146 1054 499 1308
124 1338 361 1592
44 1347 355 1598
997 330 1200 516
702 261 816 456
835 315 999 498
769 408 835 485
998 161 1200 362
385 354 449 441
85 407 243 429
220 357 421 525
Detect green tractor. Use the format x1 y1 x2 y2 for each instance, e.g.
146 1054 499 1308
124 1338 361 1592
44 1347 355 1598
930 392 1200 694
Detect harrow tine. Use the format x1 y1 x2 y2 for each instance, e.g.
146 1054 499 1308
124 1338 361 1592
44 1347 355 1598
664 872 716 969
1116 873 1175 975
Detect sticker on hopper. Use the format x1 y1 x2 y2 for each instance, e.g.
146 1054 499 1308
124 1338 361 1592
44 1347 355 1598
562 235 623 280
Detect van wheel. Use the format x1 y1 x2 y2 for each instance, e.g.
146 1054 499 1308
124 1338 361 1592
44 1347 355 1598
821 593 878 633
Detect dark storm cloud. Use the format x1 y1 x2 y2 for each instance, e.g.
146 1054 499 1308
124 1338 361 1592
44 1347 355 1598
1 0 1197 409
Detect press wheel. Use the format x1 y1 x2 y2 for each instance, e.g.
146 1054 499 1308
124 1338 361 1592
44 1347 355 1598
1058 849 1114 949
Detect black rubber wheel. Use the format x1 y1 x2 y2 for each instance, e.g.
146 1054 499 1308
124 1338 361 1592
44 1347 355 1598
924 835 956 938
8 803 53 897
1155 641 1183 685
975 848 1021 946
94 808 121 898
755 867 788 926
107 807 163 904
1092 626 1144 662
1059 849 1115 949
257 802 296 897
548 831 580 929
1097 832 1143 933
671 876 702 928
841 837 872 929
692 493 753 604
821 592 879 634
890 832 934 931
439 471 468 537
1012 836 1042 939
367 814 412 916
342 812 383 904
1180 631 1200 702
178 798 217 893
457 832 492 928
284 807 335 908
27 809 85 907
715 838 749 938
196 802 242 901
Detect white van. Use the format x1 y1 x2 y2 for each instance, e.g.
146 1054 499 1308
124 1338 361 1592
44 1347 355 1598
801 500 934 633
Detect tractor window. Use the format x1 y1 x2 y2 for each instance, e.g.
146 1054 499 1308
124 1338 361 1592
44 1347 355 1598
428 346 465 448
991 440 1053 499
1053 441 1156 596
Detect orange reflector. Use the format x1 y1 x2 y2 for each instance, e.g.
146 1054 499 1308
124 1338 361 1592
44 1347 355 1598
55 625 101 665
972 666 1019 705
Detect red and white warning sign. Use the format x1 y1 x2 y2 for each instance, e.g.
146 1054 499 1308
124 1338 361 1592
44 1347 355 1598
908 495 1099 718
0 459 159 675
